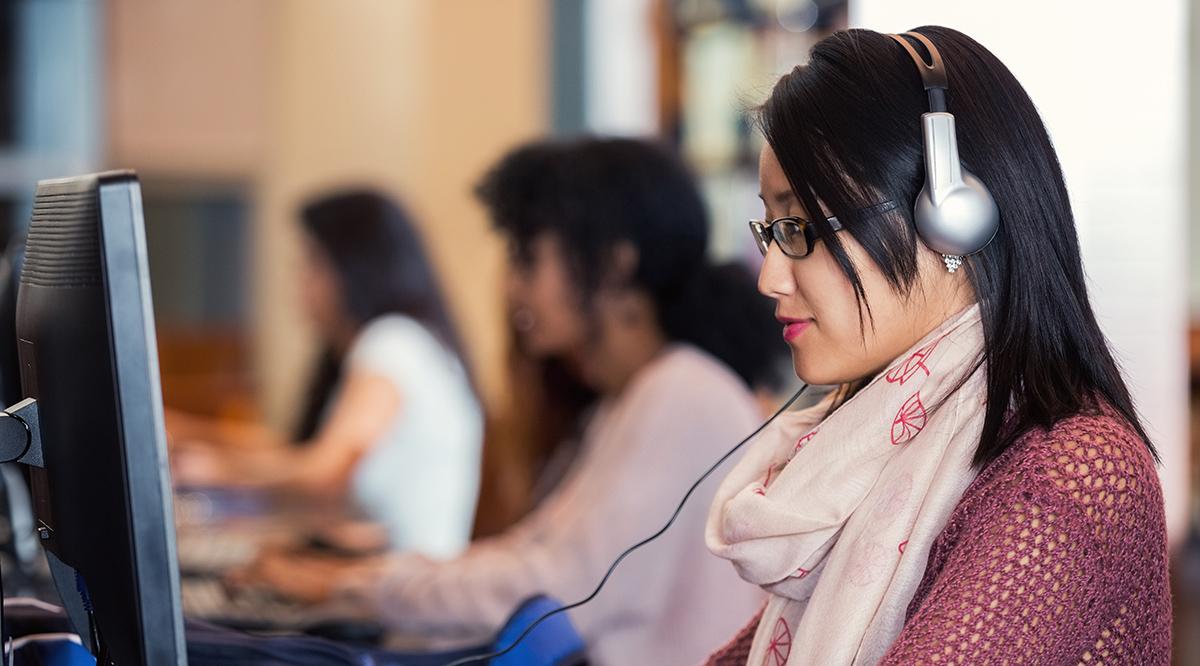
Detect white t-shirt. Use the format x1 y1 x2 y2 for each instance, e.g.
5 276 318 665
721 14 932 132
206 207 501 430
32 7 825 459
344 314 483 559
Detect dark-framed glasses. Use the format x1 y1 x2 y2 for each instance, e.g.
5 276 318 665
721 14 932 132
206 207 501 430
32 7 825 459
749 201 899 258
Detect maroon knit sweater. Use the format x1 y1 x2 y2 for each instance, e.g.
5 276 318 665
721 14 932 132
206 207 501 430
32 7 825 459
705 405 1172 664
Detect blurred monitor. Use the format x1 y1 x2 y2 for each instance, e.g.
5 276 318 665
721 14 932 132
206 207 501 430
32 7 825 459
13 171 185 664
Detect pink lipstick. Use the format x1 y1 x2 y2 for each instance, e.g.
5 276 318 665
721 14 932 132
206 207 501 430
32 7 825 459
777 316 812 342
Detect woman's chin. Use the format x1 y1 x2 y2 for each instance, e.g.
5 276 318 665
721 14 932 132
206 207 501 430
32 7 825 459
790 359 824 386
790 353 846 387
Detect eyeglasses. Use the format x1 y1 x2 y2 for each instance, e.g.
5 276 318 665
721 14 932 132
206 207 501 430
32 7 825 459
749 201 899 258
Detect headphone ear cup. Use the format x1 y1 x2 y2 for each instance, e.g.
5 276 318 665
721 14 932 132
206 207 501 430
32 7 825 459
913 167 999 256
887 32 1001 257
912 112 1000 256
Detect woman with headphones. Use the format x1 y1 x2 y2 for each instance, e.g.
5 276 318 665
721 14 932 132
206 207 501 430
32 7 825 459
704 26 1170 664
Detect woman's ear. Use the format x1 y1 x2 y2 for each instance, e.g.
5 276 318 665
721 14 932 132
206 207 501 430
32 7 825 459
594 241 648 327
603 240 640 289
913 241 976 316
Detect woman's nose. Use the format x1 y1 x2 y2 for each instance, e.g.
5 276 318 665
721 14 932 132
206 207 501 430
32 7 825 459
757 244 797 300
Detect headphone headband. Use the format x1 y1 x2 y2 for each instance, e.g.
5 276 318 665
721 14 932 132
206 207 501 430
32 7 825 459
889 32 948 91
886 29 1000 264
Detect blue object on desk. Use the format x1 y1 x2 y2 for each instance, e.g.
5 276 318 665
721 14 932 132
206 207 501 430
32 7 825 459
9 635 95 666
489 595 586 666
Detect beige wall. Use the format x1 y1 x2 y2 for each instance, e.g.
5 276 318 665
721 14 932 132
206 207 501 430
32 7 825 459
409 1 548 415
107 0 549 425
107 0 272 177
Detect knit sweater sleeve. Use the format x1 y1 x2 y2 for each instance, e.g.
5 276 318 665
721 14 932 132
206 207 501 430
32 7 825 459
880 412 1170 664
702 607 762 665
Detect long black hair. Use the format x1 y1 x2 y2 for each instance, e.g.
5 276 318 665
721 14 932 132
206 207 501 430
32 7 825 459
757 26 1154 466
292 189 468 442
476 137 785 390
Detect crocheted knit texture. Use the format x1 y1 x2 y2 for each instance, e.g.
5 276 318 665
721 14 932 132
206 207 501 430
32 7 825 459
706 607 763 665
704 406 1171 665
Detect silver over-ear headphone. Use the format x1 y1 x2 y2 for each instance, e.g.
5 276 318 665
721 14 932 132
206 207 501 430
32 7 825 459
889 31 999 273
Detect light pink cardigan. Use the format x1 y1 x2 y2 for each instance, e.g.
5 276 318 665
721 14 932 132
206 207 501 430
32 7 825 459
353 346 767 665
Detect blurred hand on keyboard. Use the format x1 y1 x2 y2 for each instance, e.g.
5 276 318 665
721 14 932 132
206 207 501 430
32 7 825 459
230 547 384 605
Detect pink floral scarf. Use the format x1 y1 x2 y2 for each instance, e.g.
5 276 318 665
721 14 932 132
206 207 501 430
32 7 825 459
706 306 986 665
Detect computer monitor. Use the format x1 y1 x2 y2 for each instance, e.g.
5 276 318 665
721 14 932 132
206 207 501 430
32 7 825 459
7 171 186 664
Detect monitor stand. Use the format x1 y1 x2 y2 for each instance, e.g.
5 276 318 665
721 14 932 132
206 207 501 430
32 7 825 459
0 397 102 659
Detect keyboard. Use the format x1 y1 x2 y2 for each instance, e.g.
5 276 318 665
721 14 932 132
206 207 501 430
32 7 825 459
181 575 387 647
176 529 262 577
181 575 323 630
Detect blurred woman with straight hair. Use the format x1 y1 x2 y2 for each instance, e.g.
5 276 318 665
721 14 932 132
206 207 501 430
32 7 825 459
172 190 482 559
